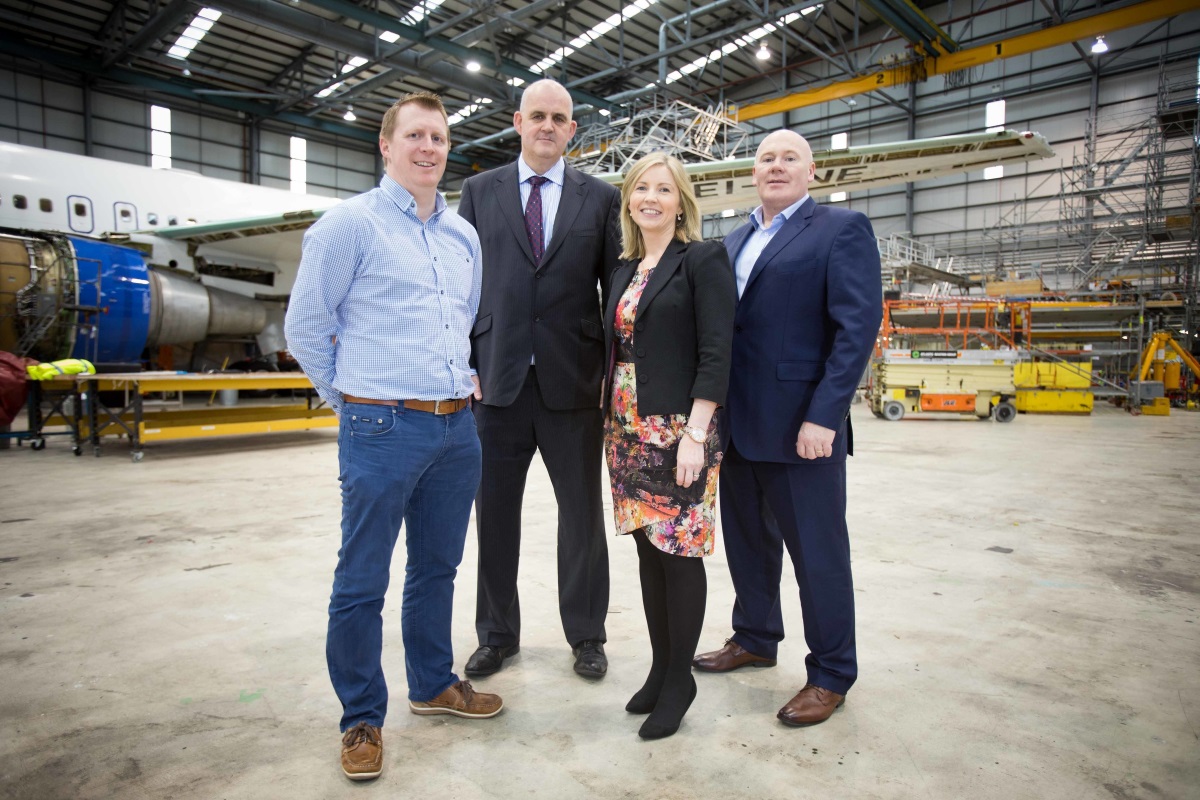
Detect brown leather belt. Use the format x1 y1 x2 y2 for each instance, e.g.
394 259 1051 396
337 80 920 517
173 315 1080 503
343 394 468 415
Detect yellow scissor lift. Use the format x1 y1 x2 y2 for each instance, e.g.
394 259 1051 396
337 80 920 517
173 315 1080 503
869 349 1021 422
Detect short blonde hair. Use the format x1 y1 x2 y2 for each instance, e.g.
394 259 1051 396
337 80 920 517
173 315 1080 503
380 91 449 142
619 153 702 260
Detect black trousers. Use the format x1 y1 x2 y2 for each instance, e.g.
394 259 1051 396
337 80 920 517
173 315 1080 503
473 366 609 647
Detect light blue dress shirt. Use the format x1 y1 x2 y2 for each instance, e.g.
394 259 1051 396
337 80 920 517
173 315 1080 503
517 155 565 247
284 175 482 413
734 194 811 298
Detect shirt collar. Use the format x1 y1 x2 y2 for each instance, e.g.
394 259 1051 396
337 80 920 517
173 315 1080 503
518 155 566 187
379 174 447 218
750 194 810 232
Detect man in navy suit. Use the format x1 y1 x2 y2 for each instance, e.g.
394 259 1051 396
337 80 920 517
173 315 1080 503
693 130 882 727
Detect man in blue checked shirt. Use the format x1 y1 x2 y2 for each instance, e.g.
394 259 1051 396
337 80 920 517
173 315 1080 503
285 91 502 783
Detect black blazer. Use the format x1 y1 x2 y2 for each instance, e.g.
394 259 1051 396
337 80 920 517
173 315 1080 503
458 162 622 410
603 239 736 417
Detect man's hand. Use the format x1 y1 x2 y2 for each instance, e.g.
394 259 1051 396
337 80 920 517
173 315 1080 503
471 375 482 402
795 421 835 459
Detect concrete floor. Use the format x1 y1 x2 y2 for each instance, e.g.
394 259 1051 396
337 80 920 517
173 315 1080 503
1 403 1197 800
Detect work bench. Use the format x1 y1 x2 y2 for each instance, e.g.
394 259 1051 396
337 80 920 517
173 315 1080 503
26 371 335 461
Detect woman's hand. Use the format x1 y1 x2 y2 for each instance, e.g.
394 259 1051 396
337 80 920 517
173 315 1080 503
675 436 705 487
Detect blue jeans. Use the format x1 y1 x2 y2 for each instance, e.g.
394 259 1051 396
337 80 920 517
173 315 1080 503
328 402 481 731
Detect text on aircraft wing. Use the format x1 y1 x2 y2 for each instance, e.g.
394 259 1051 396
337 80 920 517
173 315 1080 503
577 129 1054 215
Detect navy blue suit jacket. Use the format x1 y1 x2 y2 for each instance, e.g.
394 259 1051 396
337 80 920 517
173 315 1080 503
723 199 882 464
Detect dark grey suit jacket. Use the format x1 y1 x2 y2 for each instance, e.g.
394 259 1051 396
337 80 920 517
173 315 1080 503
458 162 622 410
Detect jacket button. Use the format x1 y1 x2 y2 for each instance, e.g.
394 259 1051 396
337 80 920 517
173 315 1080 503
638 375 648 384
735 325 743 332
534 315 541 322
636 348 645 357
635 322 645 331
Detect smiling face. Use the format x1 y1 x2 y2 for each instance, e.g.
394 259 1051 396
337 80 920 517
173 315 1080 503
513 80 577 174
751 130 816 220
379 103 449 197
626 164 682 241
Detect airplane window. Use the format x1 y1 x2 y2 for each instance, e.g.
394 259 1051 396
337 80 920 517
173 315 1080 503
74 202 88 217
120 208 133 220
168 216 178 225
148 213 159 225
40 198 52 212
14 195 26 209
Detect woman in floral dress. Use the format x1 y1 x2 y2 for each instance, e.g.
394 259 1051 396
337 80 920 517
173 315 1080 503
602 153 736 739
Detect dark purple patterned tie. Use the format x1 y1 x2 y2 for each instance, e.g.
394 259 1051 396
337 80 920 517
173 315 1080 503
524 175 548 263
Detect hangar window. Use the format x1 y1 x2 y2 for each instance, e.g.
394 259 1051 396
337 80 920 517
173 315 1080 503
151 105 172 170
40 198 53 213
830 132 848 203
984 100 1005 180
290 136 307 194
14 195 27 209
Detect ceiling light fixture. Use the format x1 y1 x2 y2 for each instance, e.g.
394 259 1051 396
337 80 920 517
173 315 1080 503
466 60 481 72
1091 36 1108 54
756 43 770 60
343 106 356 122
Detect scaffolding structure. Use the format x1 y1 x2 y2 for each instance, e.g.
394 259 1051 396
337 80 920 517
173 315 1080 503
897 58 1198 353
1057 60 1198 320
571 100 751 175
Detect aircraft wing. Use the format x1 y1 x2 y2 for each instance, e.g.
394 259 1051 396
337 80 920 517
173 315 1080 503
568 129 1054 216
130 209 334 288
129 129 1052 282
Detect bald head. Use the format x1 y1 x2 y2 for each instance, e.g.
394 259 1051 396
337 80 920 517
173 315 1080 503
520 79 572 114
756 129 811 161
514 79 577 174
752 129 816 222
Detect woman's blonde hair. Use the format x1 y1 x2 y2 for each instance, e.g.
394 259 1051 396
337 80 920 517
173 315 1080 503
619 153 703 260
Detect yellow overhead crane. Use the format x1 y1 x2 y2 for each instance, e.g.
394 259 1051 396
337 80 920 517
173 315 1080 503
1132 332 1200 416
732 0 1200 120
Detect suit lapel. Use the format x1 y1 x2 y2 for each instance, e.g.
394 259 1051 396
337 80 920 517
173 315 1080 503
604 261 637 338
636 240 686 317
496 164 537 266
742 198 815 296
540 165 586 268
724 223 752 265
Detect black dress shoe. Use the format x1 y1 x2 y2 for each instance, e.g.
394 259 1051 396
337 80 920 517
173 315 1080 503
572 640 607 678
464 644 520 677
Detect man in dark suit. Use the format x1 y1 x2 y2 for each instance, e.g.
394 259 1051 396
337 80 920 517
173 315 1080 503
457 79 622 679
693 130 882 726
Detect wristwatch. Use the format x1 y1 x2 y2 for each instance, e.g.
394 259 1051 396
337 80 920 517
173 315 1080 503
683 425 707 444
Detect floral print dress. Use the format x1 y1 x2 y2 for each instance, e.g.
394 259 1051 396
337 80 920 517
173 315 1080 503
604 266 722 557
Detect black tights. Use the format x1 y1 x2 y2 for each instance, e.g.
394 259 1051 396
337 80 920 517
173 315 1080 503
628 532 707 738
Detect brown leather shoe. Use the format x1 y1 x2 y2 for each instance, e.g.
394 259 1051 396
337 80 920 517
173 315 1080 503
777 684 845 727
340 722 382 781
408 680 504 719
692 639 777 672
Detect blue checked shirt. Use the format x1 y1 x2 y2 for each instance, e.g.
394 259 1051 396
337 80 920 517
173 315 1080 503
284 175 482 413
734 194 810 297
517 155 565 245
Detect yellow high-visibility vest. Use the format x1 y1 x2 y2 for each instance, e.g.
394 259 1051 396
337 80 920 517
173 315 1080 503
25 359 96 381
